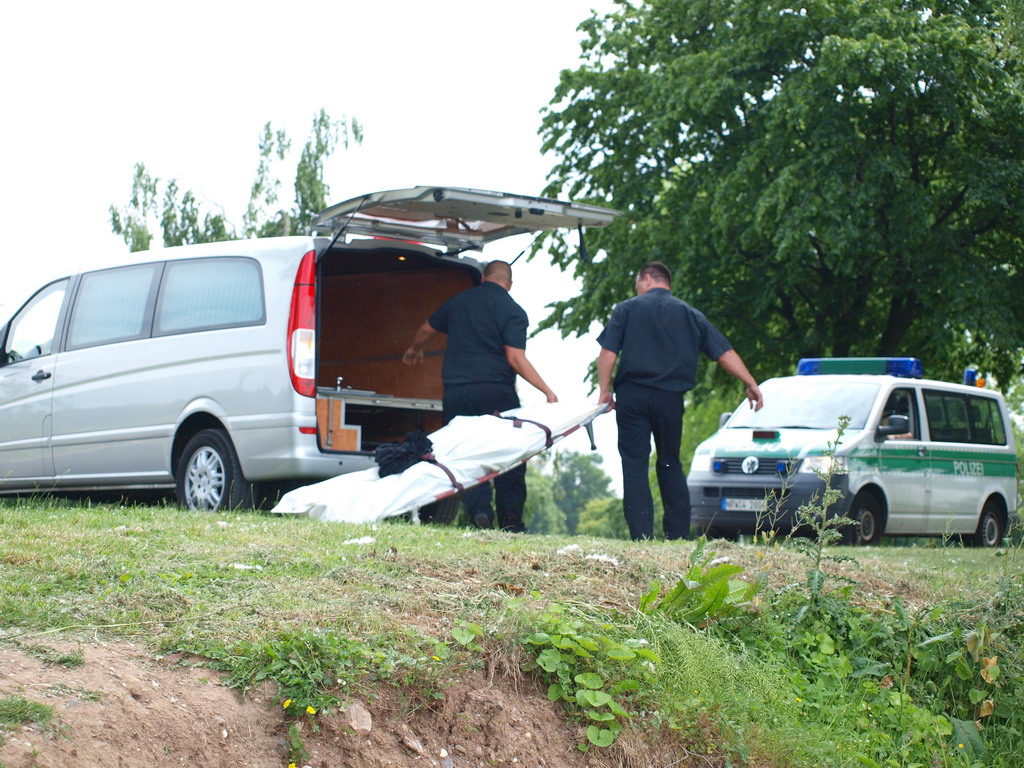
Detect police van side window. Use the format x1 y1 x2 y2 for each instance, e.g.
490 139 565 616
967 396 1006 445
924 390 1006 445
154 257 265 336
2 280 69 364
66 264 161 351
923 391 970 443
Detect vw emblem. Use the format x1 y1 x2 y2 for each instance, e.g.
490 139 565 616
741 456 760 475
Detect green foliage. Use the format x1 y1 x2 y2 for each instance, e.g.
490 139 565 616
0 695 53 730
550 451 613 535
783 415 856 601
724 545 1024 764
639 536 764 626
189 625 442 718
19 643 84 668
451 619 485 652
524 464 568 535
522 603 657 749
541 0 1024 385
110 108 362 252
576 496 629 539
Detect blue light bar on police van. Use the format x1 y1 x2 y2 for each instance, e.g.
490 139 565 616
797 357 923 378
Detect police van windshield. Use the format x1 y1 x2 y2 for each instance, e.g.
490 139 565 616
728 378 880 430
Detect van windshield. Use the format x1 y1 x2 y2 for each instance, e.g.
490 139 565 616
727 378 880 430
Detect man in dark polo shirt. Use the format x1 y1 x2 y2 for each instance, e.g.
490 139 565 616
403 260 557 532
597 261 763 541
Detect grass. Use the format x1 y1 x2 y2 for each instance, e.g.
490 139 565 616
1 495 1021 766
0 695 54 748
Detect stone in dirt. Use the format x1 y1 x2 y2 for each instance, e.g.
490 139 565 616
345 701 373 735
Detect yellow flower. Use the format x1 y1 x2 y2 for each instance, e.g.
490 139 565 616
288 763 297 768
306 705 316 715
282 699 292 709
432 655 441 661
958 743 965 749
796 697 803 702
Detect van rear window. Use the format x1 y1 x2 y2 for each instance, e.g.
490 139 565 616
154 257 265 335
728 379 880 430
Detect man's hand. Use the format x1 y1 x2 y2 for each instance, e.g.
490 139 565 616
746 383 764 412
596 349 618 411
716 349 764 412
403 322 439 366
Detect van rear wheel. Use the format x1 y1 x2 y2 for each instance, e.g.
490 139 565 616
176 429 254 511
973 501 1005 548
841 492 884 546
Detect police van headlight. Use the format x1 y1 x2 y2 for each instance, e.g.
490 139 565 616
799 455 848 474
690 454 713 473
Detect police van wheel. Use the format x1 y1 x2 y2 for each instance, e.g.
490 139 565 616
973 501 1005 548
843 492 883 546
176 429 254 512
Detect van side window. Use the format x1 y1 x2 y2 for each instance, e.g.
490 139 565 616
2 280 69 364
881 388 919 439
923 390 970 442
967 395 1006 445
66 264 160 350
923 390 1004 444
155 257 265 335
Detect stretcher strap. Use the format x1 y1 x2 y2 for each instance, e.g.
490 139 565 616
422 453 464 492
494 413 554 448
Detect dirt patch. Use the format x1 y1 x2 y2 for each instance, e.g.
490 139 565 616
0 642 616 768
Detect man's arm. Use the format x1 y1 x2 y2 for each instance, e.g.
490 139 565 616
505 346 558 402
402 322 440 366
596 347 618 410
716 349 763 411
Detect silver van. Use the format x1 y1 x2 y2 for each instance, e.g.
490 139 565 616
0 187 617 511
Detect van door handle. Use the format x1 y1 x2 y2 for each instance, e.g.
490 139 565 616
31 370 52 382
917 447 927 457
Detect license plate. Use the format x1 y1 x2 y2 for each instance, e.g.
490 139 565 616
722 498 766 512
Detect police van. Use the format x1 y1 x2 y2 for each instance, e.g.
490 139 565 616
688 358 1019 546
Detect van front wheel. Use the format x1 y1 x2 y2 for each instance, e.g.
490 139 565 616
842 492 884 546
973 501 1005 548
176 429 254 511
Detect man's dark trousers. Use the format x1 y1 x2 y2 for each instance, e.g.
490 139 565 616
443 382 526 532
615 382 691 540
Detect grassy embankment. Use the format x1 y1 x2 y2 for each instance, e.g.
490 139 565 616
1 497 1021 767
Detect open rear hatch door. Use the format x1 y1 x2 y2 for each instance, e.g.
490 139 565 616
310 186 620 253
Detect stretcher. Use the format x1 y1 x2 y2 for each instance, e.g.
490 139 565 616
271 400 609 524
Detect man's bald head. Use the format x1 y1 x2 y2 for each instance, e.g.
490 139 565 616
483 260 513 289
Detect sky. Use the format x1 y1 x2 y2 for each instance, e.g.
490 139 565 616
0 0 628 490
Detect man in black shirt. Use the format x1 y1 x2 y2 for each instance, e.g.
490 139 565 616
597 262 763 540
404 260 557 531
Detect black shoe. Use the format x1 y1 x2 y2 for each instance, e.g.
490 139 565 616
472 512 492 529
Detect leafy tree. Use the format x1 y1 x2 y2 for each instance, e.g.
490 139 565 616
541 0 1024 385
525 464 568 535
576 496 630 539
111 109 362 251
551 450 614 535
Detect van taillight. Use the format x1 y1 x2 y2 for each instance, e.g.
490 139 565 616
288 250 317 397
